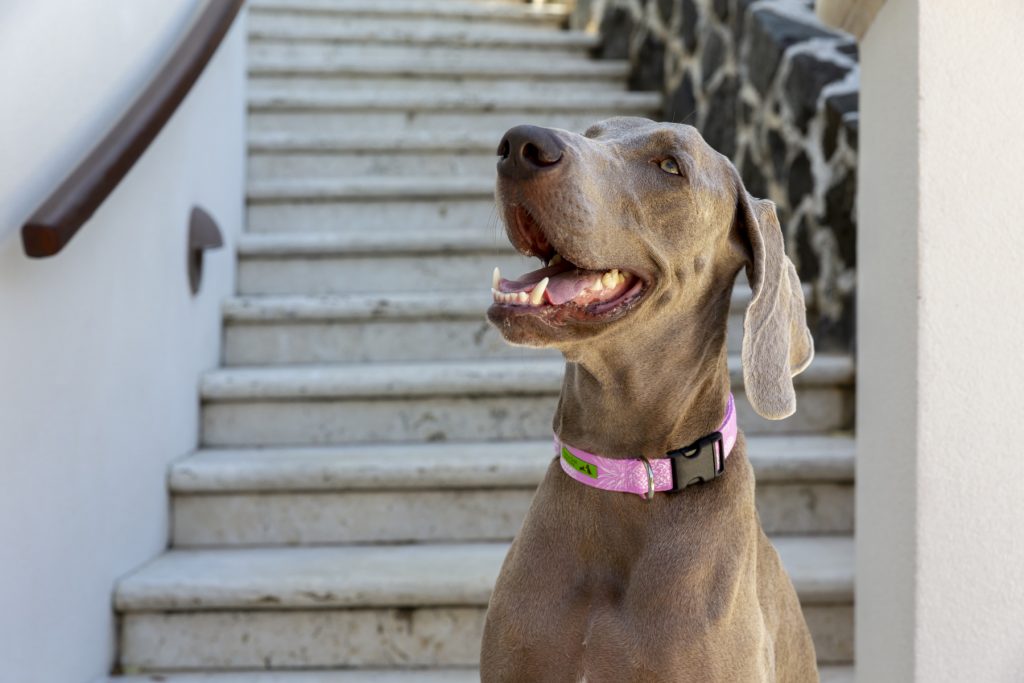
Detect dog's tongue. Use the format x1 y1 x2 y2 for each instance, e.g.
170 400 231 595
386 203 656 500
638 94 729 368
498 261 597 305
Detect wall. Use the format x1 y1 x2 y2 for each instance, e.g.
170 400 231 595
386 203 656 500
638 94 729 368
855 0 916 677
0 4 245 682
0 1 198 243
572 0 859 349
858 1 1024 681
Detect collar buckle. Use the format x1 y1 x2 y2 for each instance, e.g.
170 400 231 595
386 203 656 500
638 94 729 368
665 431 725 493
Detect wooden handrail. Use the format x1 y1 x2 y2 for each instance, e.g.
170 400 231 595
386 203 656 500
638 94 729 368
21 0 245 258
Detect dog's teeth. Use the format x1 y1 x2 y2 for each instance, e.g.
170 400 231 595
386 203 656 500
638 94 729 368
550 254 562 266
602 271 617 288
517 291 529 303
592 277 604 291
492 267 500 290
530 277 549 306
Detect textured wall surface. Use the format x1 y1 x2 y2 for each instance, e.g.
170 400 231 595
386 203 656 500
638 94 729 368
573 0 859 349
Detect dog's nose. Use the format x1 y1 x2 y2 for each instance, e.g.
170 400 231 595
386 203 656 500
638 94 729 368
497 125 565 179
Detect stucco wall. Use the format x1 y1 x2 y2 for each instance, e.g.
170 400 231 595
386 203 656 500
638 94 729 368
0 4 245 682
858 1 1024 680
571 0 859 349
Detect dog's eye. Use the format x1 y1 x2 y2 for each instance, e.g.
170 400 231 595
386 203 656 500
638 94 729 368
658 158 682 175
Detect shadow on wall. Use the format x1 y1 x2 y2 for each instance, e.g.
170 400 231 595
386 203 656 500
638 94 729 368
573 0 859 351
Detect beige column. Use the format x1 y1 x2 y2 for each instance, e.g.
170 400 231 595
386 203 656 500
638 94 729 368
858 1 1024 681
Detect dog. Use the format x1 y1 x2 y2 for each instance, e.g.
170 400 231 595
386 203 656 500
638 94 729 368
480 117 818 682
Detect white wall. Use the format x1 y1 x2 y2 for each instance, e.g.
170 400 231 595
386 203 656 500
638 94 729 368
858 1 1024 681
0 0 205 243
0 4 245 683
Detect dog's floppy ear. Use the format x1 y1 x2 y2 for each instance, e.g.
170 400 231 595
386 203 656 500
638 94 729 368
733 184 814 420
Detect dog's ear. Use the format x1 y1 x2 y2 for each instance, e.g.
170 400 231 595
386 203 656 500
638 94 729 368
733 185 815 420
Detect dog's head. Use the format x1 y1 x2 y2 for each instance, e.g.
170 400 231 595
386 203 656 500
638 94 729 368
487 117 813 419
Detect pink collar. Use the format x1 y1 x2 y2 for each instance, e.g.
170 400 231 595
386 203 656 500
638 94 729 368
557 394 738 499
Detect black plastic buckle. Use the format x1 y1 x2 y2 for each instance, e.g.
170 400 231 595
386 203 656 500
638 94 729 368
665 431 725 493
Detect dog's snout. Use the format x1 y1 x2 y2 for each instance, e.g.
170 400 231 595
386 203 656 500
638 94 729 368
497 125 564 179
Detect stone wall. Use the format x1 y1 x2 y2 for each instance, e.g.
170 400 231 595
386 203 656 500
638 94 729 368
571 0 859 350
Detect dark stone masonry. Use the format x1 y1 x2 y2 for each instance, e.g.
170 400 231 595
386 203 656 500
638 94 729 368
571 0 859 350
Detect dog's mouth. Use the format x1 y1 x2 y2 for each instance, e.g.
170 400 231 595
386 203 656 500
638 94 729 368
489 206 647 323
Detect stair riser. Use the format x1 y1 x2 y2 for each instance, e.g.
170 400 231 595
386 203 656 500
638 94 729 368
247 198 499 233
111 668 854 683
249 11 567 31
172 482 853 546
249 150 499 179
237 252 533 293
251 75 624 94
247 111 658 136
248 43 593 63
223 313 747 364
120 603 851 671
201 388 853 446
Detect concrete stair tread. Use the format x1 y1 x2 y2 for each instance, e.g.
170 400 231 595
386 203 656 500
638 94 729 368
248 176 494 201
250 0 570 22
248 89 662 112
222 287 759 322
249 57 629 79
171 434 855 493
248 130 501 153
238 230 517 255
200 355 855 401
115 536 853 611
111 666 853 682
111 672 480 683
248 22 598 49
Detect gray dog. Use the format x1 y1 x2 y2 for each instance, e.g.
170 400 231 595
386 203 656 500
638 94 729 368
480 117 817 682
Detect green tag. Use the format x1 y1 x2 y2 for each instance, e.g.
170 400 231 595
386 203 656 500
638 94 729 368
561 446 598 479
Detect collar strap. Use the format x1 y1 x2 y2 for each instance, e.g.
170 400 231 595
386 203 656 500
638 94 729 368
557 394 738 499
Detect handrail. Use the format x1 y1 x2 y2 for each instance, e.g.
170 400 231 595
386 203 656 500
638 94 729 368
20 0 245 258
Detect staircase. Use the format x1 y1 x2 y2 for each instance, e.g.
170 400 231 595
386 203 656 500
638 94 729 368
112 1 855 680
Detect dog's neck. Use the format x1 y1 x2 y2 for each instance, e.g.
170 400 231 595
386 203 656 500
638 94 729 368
553 280 735 460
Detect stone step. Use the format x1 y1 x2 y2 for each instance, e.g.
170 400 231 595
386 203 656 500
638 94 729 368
200 356 855 446
248 49 620 74
232 229 777 299
244 173 505 234
249 0 570 26
171 434 855 546
247 53 629 94
112 673 480 683
247 15 597 53
248 197 499 234
112 666 854 682
115 537 854 670
249 131 501 153
248 88 657 114
247 133 500 178
236 229 523 293
248 176 495 201
247 89 661 136
221 289 752 363
250 76 625 97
